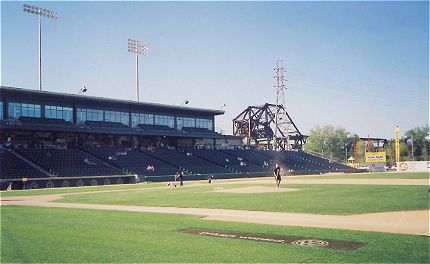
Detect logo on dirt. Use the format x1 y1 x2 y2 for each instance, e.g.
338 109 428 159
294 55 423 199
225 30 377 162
179 228 364 250
292 239 329 247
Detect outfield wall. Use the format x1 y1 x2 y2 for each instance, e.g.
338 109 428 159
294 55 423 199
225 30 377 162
396 161 430 172
1 175 137 191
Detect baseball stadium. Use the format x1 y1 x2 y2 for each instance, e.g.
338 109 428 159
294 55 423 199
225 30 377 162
1 1 429 263
1 84 429 263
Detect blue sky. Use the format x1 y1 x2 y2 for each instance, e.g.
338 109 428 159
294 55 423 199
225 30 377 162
1 1 428 138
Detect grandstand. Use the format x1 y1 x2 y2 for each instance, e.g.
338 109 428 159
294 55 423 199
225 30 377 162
190 148 271 173
0 148 47 179
0 86 358 190
81 146 179 177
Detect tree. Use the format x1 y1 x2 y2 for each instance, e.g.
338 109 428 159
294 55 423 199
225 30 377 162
304 124 429 165
304 125 350 161
354 140 367 165
404 125 430 161
385 139 395 167
385 139 410 166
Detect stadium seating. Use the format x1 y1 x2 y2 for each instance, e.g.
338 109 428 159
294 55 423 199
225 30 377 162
258 150 351 172
191 149 270 173
141 148 231 175
82 146 178 177
1 144 352 185
16 148 123 177
258 150 306 171
0 148 48 179
293 151 351 170
222 149 274 168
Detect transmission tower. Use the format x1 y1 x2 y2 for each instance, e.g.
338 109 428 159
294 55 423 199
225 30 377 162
232 59 305 150
274 59 292 150
275 59 287 111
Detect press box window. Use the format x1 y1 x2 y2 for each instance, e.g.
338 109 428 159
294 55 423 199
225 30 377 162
77 108 104 124
45 105 73 122
8 102 41 120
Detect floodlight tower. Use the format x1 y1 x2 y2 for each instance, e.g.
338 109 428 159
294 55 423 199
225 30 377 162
128 39 148 102
23 4 58 91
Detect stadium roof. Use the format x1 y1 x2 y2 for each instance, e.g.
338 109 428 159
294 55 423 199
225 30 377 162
0 86 225 116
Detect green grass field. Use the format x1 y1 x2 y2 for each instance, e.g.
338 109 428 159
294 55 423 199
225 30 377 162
57 183 429 215
1 172 429 263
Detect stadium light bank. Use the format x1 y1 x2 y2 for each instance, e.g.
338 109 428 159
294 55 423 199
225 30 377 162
23 4 58 91
128 38 148 102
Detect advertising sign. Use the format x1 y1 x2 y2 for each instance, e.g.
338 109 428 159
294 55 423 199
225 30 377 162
368 162 385 172
365 152 386 163
397 161 430 172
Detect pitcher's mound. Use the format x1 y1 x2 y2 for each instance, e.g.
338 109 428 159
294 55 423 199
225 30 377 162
212 186 300 193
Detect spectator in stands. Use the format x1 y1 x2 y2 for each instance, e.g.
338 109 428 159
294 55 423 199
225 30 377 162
240 161 246 166
5 137 12 148
146 165 155 171
263 161 268 168
225 158 230 163
83 158 95 165
273 164 282 187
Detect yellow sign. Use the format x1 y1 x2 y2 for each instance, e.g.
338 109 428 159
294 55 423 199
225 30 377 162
395 126 400 163
22 178 28 182
365 151 386 163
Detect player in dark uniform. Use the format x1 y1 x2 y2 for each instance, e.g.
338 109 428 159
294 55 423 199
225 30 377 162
207 175 214 184
177 171 184 187
274 164 282 187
